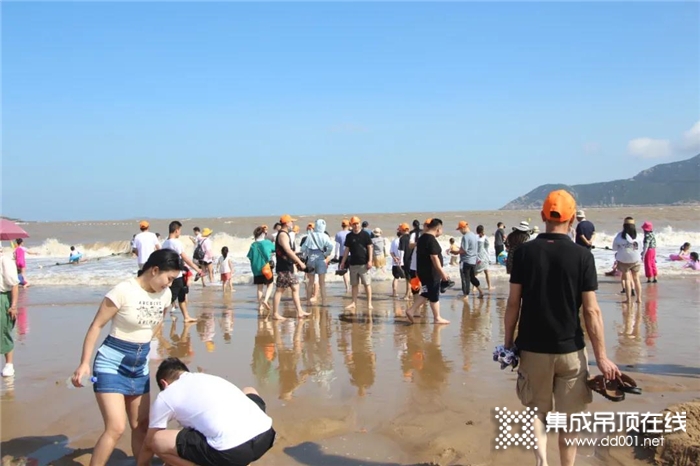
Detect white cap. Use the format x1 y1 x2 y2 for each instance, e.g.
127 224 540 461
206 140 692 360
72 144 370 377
576 210 585 218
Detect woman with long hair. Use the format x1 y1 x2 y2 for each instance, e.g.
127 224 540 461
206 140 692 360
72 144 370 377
613 217 643 303
71 249 181 465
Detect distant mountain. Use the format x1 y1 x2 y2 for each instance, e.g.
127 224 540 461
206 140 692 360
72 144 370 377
502 154 700 210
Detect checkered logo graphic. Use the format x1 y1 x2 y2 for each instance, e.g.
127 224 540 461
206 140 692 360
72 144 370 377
494 407 538 449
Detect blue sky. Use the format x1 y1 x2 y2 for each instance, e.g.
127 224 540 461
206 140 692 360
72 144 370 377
3 2 699 221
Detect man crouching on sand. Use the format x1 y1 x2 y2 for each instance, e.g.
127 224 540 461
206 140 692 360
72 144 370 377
138 358 275 466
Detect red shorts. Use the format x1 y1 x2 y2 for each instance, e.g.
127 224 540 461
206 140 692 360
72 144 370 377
221 273 231 282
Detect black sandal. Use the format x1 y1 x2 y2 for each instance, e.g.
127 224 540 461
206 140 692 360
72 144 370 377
617 373 642 395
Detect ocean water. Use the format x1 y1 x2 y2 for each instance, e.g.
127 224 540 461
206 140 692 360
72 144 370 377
10 206 700 286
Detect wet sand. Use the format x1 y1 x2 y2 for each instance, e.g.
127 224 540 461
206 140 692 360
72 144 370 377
2 277 699 466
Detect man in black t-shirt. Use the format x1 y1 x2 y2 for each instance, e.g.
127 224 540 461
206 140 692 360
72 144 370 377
339 216 374 312
494 222 506 264
397 221 416 299
575 210 596 249
504 190 620 466
403 219 450 325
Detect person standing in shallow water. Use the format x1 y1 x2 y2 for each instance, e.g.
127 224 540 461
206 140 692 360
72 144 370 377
161 221 201 323
404 218 450 325
339 216 374 312
641 221 658 283
271 215 309 320
493 222 506 264
247 226 275 314
474 225 492 291
1 245 20 378
71 249 181 466
613 217 643 304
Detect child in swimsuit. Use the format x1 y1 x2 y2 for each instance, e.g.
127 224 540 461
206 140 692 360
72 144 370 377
684 252 700 271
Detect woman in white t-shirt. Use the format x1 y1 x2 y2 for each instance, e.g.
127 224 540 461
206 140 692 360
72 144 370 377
71 249 181 465
612 217 643 304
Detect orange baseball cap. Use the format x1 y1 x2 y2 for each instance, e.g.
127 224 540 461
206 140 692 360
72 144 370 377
398 223 410 231
341 219 349 227
456 221 468 230
424 218 432 225
542 190 576 223
139 220 149 229
279 214 297 224
350 216 361 225
307 222 314 230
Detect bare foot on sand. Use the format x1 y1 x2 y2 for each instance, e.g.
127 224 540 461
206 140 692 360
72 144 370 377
433 318 450 325
297 311 311 319
405 310 415 324
184 317 198 323
272 314 287 321
345 303 356 311
261 301 271 311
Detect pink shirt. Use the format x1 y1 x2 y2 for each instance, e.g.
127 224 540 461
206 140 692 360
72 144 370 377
14 246 27 268
202 238 214 262
684 260 700 271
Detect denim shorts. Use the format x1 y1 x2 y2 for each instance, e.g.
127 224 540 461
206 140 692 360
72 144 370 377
93 335 151 395
306 251 328 275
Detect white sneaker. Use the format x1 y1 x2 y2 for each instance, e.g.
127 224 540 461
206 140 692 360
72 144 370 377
2 364 15 377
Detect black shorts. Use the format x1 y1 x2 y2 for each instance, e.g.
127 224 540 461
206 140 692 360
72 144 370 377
176 394 276 466
253 275 273 286
170 277 188 304
419 280 441 303
392 266 405 279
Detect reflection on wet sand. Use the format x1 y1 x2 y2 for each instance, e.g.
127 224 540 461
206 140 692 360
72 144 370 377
400 325 451 390
2 280 699 466
460 299 492 372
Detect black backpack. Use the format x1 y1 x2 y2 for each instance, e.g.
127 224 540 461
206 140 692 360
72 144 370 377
193 239 205 261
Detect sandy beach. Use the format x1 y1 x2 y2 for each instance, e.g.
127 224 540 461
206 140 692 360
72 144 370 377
2 274 698 466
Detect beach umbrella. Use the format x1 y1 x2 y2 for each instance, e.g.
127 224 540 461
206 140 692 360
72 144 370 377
0 219 29 241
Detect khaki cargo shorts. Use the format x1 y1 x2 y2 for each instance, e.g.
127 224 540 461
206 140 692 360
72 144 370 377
349 265 371 287
516 349 593 415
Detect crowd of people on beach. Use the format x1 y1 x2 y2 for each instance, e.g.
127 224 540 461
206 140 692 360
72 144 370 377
0 195 698 466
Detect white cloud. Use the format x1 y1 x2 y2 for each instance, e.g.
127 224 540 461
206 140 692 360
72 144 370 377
627 138 673 159
681 120 700 152
583 142 601 154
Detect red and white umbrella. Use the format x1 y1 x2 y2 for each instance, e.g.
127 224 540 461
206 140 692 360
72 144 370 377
0 219 29 241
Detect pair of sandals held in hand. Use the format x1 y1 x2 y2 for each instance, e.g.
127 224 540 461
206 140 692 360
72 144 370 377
587 373 642 402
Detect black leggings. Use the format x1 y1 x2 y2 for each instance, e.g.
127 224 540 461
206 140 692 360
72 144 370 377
460 263 480 295
495 244 504 264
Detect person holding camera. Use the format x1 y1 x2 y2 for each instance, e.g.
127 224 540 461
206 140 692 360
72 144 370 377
271 215 310 320
339 216 374 312
300 219 335 305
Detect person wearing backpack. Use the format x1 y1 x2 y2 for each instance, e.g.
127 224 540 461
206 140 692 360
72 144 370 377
247 226 276 315
193 228 214 287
